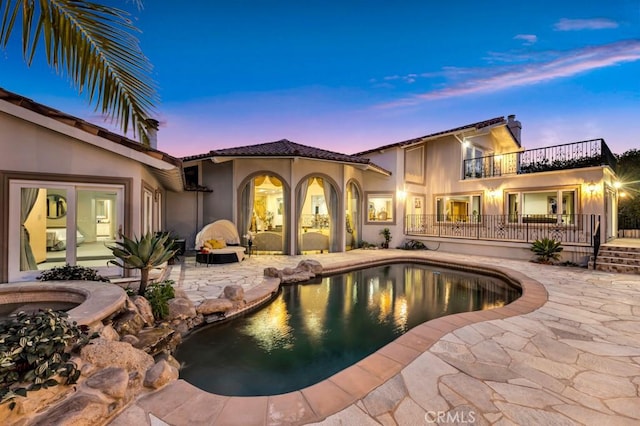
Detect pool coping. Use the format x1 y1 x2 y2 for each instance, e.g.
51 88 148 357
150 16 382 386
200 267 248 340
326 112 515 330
132 253 548 425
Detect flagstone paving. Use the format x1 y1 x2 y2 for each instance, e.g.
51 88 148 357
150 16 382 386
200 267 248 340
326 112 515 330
112 249 640 425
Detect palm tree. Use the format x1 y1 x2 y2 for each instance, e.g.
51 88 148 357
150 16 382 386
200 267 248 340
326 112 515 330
0 0 157 144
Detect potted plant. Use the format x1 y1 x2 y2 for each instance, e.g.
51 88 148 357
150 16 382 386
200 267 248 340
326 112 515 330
380 227 392 248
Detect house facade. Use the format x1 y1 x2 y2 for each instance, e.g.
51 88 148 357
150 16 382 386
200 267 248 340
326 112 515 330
0 88 183 283
167 140 390 255
1 86 619 283
170 115 617 265
357 115 618 262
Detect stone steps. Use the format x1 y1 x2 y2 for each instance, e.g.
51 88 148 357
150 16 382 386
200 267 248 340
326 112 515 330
592 244 640 274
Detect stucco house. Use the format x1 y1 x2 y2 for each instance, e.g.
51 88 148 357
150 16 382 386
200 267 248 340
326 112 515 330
1 87 620 283
0 87 183 283
356 115 618 262
169 140 391 255
173 115 618 264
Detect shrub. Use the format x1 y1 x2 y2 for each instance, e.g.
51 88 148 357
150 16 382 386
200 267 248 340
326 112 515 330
531 238 563 263
402 240 427 250
37 264 110 282
108 232 177 295
0 310 94 408
144 280 176 320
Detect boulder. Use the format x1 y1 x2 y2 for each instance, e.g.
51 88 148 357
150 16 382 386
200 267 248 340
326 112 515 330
121 334 140 346
132 327 177 356
280 271 314 283
99 324 120 341
85 367 129 399
167 297 196 320
222 285 244 301
144 360 179 389
282 267 296 275
297 259 323 274
112 310 146 336
81 338 154 377
131 295 155 325
155 352 181 370
263 267 282 278
30 393 108 426
173 287 189 299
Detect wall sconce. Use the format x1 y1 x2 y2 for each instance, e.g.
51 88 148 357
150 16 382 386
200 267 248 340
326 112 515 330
396 190 407 201
614 181 622 189
587 181 597 194
487 188 499 198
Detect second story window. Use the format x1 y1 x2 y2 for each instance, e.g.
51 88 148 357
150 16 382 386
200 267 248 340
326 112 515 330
184 165 199 190
463 144 486 179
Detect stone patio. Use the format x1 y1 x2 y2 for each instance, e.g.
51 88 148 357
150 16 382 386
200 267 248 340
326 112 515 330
111 249 640 425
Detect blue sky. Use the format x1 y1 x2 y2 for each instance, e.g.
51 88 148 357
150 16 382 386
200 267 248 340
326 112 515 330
1 0 639 157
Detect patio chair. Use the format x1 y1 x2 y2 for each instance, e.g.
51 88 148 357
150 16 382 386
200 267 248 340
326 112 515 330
195 220 246 263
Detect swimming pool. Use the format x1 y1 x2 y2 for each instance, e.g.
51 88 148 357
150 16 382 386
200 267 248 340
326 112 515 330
176 262 521 396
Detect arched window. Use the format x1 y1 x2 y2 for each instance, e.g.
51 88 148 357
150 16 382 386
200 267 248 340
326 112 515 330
345 181 361 250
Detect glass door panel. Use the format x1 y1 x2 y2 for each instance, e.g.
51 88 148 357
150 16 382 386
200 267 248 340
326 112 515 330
76 188 121 270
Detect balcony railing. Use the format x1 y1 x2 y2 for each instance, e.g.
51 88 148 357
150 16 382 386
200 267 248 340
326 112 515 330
405 214 599 246
463 139 617 179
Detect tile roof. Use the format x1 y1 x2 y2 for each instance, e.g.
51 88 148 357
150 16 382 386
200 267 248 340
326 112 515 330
354 116 508 156
0 87 182 168
183 139 392 175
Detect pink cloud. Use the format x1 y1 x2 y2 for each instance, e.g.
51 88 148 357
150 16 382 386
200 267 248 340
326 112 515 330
380 40 640 107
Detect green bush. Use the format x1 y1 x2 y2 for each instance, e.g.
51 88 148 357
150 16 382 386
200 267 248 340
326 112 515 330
402 240 427 250
530 238 563 263
0 310 94 408
144 280 176 320
37 264 110 282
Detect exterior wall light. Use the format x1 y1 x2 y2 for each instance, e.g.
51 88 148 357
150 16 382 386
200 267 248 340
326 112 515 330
614 181 622 189
587 181 597 194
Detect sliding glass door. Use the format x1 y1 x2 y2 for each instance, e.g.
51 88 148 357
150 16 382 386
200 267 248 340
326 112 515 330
8 180 124 281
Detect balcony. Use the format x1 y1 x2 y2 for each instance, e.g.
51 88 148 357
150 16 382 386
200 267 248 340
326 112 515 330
463 139 617 179
405 214 599 246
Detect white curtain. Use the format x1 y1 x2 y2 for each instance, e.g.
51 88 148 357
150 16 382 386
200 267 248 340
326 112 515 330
20 188 40 271
321 178 340 252
296 178 309 254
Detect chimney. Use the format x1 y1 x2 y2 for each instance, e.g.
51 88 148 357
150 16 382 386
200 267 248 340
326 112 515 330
507 114 522 146
144 118 159 149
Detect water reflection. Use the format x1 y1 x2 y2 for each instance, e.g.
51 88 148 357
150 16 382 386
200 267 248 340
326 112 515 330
177 263 520 396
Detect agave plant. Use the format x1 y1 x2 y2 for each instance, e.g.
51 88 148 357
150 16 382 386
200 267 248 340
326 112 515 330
530 237 563 263
107 232 177 295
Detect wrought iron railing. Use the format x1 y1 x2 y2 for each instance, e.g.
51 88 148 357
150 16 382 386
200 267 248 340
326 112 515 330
463 139 617 179
405 214 599 246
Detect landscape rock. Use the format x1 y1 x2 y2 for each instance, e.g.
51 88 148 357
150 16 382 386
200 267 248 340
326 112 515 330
100 324 120 341
131 295 155 325
121 334 139 345
112 310 146 336
155 352 181 370
84 367 129 399
264 267 282 278
298 259 323 274
280 271 314 283
167 297 196 320
222 285 244 301
30 393 108 426
144 360 179 389
81 338 154 378
132 327 177 355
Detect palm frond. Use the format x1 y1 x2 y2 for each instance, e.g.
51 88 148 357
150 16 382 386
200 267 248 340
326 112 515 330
0 0 158 144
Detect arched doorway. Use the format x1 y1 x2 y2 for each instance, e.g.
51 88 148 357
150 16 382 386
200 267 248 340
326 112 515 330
239 174 288 254
345 180 362 250
296 176 340 254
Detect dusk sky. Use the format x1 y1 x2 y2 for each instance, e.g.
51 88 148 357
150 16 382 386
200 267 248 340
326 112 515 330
1 0 639 157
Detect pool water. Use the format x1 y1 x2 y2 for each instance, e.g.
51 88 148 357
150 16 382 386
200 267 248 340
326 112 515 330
176 262 520 396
